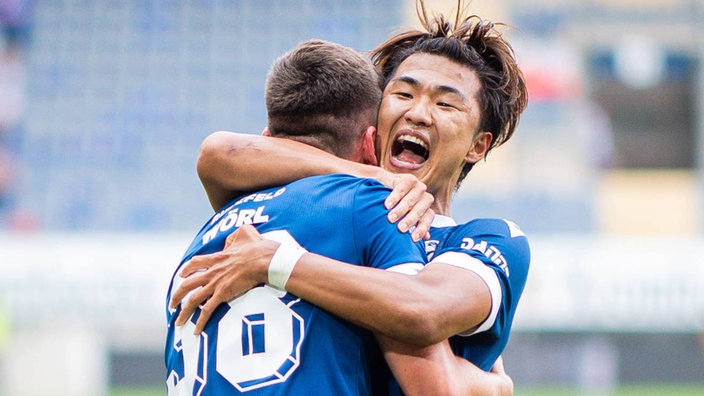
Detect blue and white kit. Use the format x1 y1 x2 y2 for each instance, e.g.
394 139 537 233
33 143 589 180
164 174 426 396
378 215 530 396
427 215 530 371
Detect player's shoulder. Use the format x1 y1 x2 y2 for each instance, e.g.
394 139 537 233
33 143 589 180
442 218 530 277
454 218 528 240
305 174 391 200
291 174 387 190
285 174 391 213
448 218 530 263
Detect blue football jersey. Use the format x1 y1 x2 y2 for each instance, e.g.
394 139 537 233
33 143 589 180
382 215 530 396
165 174 427 396
429 216 530 371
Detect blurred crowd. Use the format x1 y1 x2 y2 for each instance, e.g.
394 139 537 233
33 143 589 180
0 0 32 228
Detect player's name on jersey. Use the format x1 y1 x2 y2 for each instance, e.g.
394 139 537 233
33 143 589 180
233 187 287 206
208 188 286 226
460 237 509 276
204 205 270 244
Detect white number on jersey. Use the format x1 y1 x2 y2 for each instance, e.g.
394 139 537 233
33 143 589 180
167 230 305 395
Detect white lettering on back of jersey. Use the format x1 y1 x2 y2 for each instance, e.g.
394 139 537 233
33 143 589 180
460 238 510 276
234 188 286 206
210 189 285 226
203 206 270 244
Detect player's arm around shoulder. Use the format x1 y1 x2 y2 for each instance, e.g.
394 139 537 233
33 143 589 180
408 219 531 344
198 131 434 233
197 131 356 210
403 259 493 344
196 131 390 210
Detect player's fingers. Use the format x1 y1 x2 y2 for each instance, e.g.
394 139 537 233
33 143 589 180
411 207 435 242
175 287 204 325
173 270 210 311
176 284 212 326
170 274 204 309
389 188 426 229
194 297 219 335
175 306 191 327
397 191 433 234
180 256 215 278
389 200 412 229
384 176 414 210
384 186 408 212
175 299 197 327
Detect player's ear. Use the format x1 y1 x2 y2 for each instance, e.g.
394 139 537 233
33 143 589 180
262 127 271 136
465 131 492 164
360 126 378 166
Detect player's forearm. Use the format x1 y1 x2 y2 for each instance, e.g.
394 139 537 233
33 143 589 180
378 336 511 396
383 337 512 396
286 254 469 345
197 131 388 210
377 335 460 396
452 356 514 396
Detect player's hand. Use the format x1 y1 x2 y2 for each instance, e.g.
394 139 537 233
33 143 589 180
169 224 278 334
382 173 434 242
489 356 514 396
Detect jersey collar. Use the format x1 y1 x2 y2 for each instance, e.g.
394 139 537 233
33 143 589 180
432 214 457 228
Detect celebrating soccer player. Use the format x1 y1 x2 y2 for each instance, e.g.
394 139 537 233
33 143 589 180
165 36 513 395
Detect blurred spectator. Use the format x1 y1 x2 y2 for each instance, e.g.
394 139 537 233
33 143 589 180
0 0 33 57
0 0 33 226
0 0 32 129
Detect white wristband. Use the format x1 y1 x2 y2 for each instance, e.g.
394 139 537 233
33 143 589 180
268 241 307 291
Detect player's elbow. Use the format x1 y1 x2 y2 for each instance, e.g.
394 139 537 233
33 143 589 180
197 131 230 179
198 131 250 210
392 303 449 346
408 320 449 346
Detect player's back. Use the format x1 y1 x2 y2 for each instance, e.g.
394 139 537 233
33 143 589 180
165 174 426 396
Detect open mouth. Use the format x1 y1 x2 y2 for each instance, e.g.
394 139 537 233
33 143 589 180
391 134 429 166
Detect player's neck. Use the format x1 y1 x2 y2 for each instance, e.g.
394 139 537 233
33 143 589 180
430 191 452 217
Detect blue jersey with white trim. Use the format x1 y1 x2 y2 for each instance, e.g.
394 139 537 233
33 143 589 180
431 217 530 371
164 174 426 396
383 216 530 396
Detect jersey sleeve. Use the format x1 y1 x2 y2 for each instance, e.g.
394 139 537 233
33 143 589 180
349 179 427 271
433 218 530 337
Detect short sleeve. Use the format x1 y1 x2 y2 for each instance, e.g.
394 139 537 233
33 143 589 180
350 179 427 270
434 218 530 337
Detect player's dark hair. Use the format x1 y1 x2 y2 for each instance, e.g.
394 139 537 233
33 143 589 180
371 0 528 189
265 40 382 159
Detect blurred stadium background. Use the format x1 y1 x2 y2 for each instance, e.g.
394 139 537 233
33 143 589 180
0 0 703 395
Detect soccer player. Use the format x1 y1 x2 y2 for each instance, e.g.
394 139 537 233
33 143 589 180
165 39 511 395
172 1 530 394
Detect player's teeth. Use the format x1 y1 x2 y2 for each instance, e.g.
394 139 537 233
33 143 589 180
398 135 427 149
